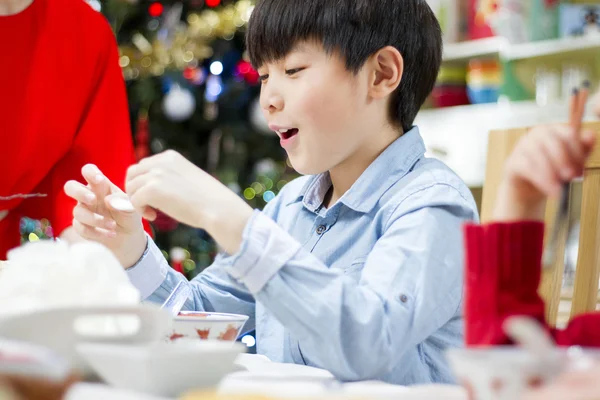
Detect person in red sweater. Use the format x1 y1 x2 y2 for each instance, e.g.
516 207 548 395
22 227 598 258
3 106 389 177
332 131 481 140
0 0 138 258
464 94 600 347
465 91 600 399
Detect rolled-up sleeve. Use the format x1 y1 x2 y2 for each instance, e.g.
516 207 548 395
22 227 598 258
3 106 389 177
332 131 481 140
127 234 256 332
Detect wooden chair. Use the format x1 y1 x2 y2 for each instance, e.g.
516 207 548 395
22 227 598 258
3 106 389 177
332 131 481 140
480 121 600 327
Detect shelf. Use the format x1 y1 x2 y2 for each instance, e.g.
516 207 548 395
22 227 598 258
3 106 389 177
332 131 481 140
442 36 600 63
504 36 600 61
415 100 599 187
442 37 506 62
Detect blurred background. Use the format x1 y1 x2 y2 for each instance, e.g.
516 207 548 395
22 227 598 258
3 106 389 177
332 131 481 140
91 0 295 286
84 0 599 283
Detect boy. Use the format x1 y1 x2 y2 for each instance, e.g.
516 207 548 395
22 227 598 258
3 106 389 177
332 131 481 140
64 0 478 385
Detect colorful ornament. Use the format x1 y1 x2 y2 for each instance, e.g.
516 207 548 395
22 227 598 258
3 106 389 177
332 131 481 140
162 84 196 121
19 217 54 244
254 159 278 176
85 0 101 12
148 2 164 17
118 1 256 79
170 247 186 274
235 60 259 85
206 0 222 7
204 75 223 102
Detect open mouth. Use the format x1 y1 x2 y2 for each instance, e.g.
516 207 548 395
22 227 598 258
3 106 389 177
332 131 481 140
279 128 299 140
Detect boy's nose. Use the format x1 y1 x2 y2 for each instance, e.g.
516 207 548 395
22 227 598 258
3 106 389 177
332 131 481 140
260 90 284 113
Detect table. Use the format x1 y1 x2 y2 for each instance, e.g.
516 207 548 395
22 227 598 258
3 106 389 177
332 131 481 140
64 355 467 400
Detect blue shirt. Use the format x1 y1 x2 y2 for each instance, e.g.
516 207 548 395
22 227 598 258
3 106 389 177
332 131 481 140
127 127 478 385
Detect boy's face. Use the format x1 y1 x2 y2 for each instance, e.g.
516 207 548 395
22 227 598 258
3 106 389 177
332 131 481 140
257 42 377 175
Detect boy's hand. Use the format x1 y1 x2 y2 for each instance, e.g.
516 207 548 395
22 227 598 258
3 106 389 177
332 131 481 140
493 125 595 222
126 150 253 254
64 164 147 269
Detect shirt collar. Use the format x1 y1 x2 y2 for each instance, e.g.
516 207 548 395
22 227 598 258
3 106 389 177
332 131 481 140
287 126 426 213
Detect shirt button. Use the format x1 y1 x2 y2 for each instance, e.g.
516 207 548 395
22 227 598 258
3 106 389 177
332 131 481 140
316 225 327 235
399 294 408 303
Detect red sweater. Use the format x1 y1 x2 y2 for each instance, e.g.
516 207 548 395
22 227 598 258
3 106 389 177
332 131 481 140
0 0 137 258
464 221 600 347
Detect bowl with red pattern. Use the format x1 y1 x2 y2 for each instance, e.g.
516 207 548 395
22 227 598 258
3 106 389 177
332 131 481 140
167 312 249 343
446 347 568 400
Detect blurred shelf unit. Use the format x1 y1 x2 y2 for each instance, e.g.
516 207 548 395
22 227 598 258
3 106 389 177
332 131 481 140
415 100 600 188
443 36 600 63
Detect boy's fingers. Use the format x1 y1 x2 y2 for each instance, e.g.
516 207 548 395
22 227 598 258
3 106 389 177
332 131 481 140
81 164 112 196
73 204 117 231
72 219 116 240
124 174 150 199
142 206 158 221
105 195 136 213
81 164 105 185
128 188 159 221
64 180 96 206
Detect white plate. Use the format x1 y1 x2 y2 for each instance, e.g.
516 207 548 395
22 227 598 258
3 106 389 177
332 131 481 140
230 362 335 380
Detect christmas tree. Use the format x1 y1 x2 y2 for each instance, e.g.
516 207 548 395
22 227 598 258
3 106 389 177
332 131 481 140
96 0 298 279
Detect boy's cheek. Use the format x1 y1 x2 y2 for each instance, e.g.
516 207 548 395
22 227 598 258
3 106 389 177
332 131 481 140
301 90 348 127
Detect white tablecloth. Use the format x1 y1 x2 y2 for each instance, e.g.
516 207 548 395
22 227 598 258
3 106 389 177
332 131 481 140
65 354 467 400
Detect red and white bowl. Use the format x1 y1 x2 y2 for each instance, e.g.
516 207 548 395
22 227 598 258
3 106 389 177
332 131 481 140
167 312 249 342
446 347 573 400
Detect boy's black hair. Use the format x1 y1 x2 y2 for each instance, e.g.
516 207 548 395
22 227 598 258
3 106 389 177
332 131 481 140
246 0 442 132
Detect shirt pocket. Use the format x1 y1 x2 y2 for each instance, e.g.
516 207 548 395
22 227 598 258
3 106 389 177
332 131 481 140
343 257 367 283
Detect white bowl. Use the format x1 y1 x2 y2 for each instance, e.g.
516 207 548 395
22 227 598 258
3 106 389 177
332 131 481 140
446 347 566 400
77 340 246 397
0 304 171 376
168 312 249 342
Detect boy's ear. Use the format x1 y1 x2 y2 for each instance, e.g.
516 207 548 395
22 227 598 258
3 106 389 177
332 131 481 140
368 46 403 99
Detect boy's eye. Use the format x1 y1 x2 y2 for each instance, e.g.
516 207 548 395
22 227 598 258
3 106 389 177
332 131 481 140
285 68 304 76
259 74 269 82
